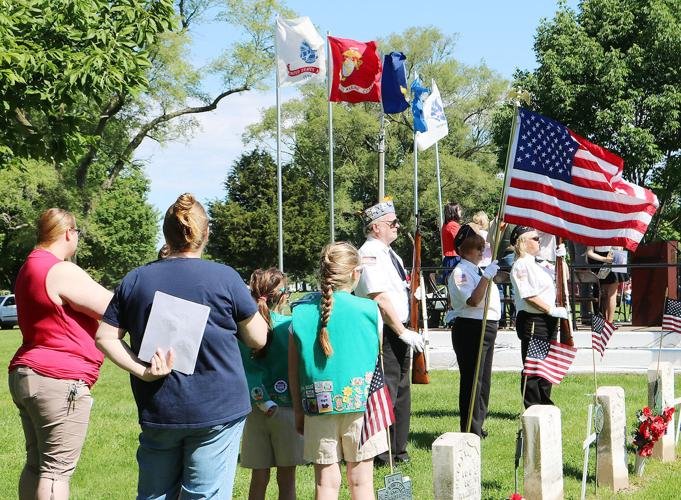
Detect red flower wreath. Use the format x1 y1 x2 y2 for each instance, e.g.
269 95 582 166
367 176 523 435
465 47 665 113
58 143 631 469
632 406 675 457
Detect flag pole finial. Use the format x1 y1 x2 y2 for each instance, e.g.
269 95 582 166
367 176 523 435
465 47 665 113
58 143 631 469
507 88 531 107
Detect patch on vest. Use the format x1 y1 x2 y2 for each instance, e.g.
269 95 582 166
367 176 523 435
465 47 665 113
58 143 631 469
273 379 288 393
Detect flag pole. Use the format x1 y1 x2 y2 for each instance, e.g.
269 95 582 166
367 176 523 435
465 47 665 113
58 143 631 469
465 102 521 433
275 19 284 271
413 132 418 217
378 112 386 200
326 31 335 242
432 78 444 245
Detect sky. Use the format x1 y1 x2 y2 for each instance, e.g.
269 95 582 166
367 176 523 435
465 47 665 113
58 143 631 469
135 0 579 217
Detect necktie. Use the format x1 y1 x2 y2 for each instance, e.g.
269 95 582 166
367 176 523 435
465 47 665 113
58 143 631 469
389 249 407 281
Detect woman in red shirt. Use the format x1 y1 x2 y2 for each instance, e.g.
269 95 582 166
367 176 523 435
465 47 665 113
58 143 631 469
8 208 112 500
440 202 463 282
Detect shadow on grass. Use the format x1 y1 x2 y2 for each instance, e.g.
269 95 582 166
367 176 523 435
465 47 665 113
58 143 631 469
411 408 458 418
410 430 449 450
564 462 587 482
487 410 521 421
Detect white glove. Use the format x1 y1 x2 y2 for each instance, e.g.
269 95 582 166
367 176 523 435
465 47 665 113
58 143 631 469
257 400 278 416
482 260 500 280
555 243 566 258
399 329 425 352
548 306 569 319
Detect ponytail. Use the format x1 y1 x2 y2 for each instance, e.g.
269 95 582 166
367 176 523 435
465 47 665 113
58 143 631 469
249 268 287 358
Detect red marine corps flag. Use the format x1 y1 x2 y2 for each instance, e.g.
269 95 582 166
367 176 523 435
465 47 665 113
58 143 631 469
328 36 382 103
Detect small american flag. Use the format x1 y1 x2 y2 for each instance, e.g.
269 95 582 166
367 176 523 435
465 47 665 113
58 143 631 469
523 337 577 385
662 297 681 333
591 314 616 357
359 358 395 448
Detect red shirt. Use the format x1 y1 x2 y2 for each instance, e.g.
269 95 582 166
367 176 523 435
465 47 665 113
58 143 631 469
441 221 461 257
9 249 103 386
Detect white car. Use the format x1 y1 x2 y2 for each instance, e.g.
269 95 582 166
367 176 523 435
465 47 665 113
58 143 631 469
0 294 18 329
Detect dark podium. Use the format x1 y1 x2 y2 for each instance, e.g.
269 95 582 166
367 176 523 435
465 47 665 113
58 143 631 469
631 241 678 326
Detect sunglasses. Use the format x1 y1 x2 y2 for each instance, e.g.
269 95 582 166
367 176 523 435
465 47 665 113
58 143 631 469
381 218 400 228
278 287 291 295
529 236 540 242
70 228 82 236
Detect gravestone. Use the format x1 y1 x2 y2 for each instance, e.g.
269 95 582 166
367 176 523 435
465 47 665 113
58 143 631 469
596 386 628 491
522 405 564 500
377 472 412 499
432 432 481 500
647 362 676 462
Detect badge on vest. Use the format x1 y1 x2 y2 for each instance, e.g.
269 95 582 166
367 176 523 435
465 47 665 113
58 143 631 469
251 387 264 401
316 392 333 413
274 379 288 393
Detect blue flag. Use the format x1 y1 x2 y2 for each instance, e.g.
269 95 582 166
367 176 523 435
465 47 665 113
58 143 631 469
381 52 409 114
411 77 430 133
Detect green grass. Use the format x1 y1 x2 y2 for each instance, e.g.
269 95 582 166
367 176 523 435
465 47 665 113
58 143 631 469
1 327 680 499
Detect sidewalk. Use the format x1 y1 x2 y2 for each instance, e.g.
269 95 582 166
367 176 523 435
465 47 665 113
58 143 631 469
427 325 681 373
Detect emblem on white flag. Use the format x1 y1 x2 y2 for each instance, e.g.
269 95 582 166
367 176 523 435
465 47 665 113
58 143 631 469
276 17 326 87
415 81 449 151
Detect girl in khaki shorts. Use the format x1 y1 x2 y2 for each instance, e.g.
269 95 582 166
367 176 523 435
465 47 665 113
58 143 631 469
239 268 304 500
289 242 388 499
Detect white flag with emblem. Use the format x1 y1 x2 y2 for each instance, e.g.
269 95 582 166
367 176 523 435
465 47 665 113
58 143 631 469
415 81 448 151
276 17 326 87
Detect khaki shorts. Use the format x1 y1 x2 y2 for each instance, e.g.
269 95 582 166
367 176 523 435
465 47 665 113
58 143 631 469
303 413 388 464
240 406 305 468
8 366 93 481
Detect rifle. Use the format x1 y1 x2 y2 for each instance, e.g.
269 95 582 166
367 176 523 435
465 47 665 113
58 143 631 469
554 236 574 346
410 212 430 384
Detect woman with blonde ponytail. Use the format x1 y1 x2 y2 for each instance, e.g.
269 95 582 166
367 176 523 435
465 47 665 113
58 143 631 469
239 268 303 500
96 193 267 499
289 242 387 500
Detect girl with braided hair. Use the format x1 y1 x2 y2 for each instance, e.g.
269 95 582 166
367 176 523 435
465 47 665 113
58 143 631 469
239 268 303 500
289 242 387 500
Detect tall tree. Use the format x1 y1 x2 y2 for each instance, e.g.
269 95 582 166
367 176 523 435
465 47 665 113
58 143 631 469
207 150 327 282
495 0 681 240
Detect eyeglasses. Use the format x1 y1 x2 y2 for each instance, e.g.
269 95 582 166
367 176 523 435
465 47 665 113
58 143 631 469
530 236 540 242
70 228 82 236
381 218 400 228
279 287 291 296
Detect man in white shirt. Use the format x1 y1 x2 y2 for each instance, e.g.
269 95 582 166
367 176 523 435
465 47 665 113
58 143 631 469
355 200 424 465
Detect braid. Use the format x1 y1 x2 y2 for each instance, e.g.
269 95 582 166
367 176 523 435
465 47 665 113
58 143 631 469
318 279 334 357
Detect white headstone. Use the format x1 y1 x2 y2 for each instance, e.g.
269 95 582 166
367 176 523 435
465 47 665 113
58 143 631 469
522 405 564 500
432 432 481 500
596 386 628 491
647 362 676 462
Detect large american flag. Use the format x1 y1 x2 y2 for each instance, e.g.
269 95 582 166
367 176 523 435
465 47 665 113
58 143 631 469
359 358 395 448
523 337 577 385
503 108 658 252
591 314 616 357
662 297 681 333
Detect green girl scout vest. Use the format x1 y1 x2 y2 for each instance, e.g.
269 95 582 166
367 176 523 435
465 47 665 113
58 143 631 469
239 312 294 407
292 291 379 415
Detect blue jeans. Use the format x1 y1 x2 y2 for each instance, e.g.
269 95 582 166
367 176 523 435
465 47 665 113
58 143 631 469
136 417 246 500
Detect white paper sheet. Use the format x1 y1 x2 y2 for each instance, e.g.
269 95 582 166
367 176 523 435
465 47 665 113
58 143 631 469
611 250 628 274
138 291 211 375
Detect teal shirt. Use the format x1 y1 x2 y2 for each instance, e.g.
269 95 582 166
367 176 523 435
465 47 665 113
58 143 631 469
291 291 380 415
239 312 293 407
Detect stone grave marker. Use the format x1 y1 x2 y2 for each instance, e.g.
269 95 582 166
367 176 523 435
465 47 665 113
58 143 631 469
596 386 628 491
432 432 481 500
647 362 676 462
522 405 564 500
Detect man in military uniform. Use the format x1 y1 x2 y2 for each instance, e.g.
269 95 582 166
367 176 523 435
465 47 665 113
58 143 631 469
355 200 424 465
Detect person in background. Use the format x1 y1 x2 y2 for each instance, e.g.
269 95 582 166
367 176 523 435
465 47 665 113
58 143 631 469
440 202 463 283
510 226 568 408
470 211 492 267
447 225 500 437
354 200 424 466
8 208 113 500
96 193 267 499
289 242 386 499
586 245 627 323
239 268 304 500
